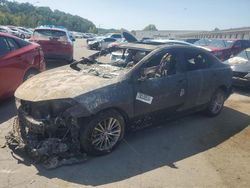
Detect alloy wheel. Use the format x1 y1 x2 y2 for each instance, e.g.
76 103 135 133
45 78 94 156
91 117 122 151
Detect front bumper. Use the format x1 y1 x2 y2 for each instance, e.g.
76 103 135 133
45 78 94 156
6 111 87 169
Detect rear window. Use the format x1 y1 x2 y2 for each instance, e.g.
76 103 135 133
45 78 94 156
33 29 68 42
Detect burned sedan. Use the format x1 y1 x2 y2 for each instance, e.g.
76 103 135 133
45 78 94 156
7 43 232 167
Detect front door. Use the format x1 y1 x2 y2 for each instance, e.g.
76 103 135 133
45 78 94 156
133 49 187 117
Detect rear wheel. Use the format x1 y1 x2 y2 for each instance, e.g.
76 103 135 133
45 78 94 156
80 110 125 155
205 89 225 117
20 34 25 39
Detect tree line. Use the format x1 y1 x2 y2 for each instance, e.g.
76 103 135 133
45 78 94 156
0 0 97 33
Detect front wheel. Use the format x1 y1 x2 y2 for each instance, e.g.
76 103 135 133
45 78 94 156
80 110 125 155
205 89 225 117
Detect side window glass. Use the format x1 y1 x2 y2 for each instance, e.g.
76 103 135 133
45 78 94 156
184 51 209 71
0 37 11 56
142 51 179 79
104 38 116 42
6 38 19 51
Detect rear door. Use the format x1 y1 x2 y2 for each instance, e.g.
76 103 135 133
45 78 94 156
133 49 187 117
180 49 215 110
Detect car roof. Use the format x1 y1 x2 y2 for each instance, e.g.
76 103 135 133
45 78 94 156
34 28 66 32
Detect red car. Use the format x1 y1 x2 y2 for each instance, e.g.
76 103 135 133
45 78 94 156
0 32 46 100
30 28 73 63
203 39 250 61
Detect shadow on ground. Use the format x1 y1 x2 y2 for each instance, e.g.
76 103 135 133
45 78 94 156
28 107 250 186
0 98 16 124
46 60 69 70
233 87 250 97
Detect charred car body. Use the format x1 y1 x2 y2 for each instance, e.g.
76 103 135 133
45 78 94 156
7 43 233 168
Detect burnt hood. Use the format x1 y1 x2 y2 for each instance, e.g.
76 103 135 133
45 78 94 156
121 29 138 42
15 66 118 102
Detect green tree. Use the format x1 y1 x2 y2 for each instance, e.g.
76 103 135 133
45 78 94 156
0 0 96 32
143 24 158 31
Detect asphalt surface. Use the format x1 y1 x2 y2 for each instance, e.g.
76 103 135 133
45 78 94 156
0 39 249 188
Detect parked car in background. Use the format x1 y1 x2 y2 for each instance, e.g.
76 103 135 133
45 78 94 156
183 38 200 44
10 43 232 165
87 33 123 44
194 38 211 47
0 26 17 36
68 32 76 42
30 27 74 63
202 39 250 61
0 26 19 37
87 37 117 50
224 48 250 88
7 26 30 39
0 32 46 100
17 27 33 38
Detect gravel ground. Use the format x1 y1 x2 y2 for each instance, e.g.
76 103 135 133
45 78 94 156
0 39 249 188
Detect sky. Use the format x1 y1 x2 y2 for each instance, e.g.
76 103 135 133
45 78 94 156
13 0 250 31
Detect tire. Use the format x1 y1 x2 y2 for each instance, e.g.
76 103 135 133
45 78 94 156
23 69 39 82
20 34 25 39
204 89 225 117
80 110 125 155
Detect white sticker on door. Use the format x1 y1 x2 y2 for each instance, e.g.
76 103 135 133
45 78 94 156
136 92 153 104
180 89 185 97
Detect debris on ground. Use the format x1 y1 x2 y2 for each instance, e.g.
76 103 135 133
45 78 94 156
5 117 88 169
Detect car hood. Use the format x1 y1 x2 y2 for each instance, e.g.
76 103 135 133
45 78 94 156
15 65 120 102
121 29 138 42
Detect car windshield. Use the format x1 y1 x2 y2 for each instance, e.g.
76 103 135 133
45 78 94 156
71 48 150 79
33 29 68 41
209 39 233 48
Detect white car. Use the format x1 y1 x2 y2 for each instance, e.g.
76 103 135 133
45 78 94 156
88 37 117 50
0 26 19 36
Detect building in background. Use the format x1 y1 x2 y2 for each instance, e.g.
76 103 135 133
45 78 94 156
135 30 204 40
135 27 250 40
177 27 250 40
